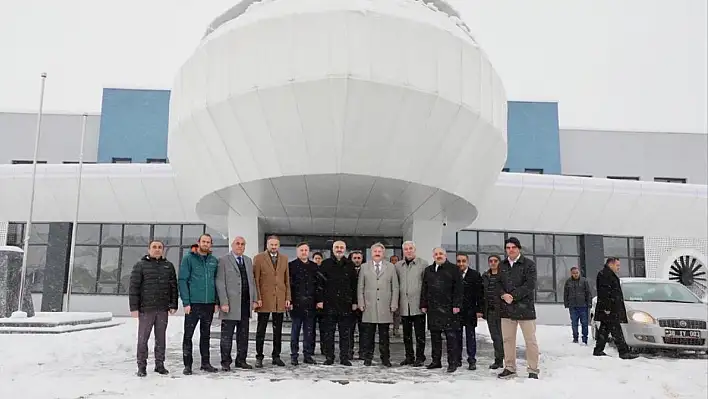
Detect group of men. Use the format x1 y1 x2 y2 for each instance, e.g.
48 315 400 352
128 234 544 379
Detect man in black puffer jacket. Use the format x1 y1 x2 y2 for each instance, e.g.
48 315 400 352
129 240 178 377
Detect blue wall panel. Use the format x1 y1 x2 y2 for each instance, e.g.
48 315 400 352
505 101 561 174
97 88 171 163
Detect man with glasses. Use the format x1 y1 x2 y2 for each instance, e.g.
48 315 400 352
482 255 504 369
498 237 540 380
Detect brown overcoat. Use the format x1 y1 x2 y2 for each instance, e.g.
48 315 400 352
253 251 291 313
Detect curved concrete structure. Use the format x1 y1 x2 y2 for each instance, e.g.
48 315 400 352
168 0 507 235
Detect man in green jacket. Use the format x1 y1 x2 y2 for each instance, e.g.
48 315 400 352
179 233 219 375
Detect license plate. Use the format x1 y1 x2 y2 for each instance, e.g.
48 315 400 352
665 329 701 338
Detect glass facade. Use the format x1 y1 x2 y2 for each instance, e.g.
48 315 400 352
602 236 646 278
6 223 228 295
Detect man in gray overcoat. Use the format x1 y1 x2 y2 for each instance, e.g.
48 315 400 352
396 241 428 367
357 243 399 367
216 236 258 371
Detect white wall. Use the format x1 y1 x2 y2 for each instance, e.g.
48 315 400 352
559 129 708 184
0 112 101 165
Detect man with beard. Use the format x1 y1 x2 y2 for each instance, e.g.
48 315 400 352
129 240 178 377
420 247 462 372
482 255 505 369
455 253 484 370
348 250 364 360
358 243 399 367
390 255 402 337
179 234 219 375
395 241 428 367
253 235 291 368
288 242 321 365
311 251 325 354
318 240 358 366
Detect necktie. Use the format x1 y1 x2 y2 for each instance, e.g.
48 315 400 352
237 256 243 266
376 263 380 275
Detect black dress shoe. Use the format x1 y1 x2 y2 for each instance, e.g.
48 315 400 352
528 373 539 379
324 359 334 365
489 360 503 369
200 364 218 373
412 360 424 367
183 366 193 375
593 351 608 357
137 367 147 377
255 358 264 368
340 360 352 366
235 361 253 369
400 358 414 366
468 362 476 371
291 358 299 366
303 357 317 365
381 360 392 367
154 365 169 375
364 359 372 366
426 362 442 369
620 353 639 360
497 369 516 379
272 357 286 367
221 365 231 372
446 365 458 373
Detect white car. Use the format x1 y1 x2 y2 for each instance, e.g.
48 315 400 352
590 278 708 353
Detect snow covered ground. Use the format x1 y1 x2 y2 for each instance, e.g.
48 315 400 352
0 317 705 399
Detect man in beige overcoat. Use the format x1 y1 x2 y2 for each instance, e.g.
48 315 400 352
253 235 291 368
358 243 399 367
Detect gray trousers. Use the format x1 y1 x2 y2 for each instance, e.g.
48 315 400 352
486 311 504 363
137 310 169 367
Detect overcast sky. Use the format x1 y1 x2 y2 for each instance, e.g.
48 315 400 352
1 0 706 133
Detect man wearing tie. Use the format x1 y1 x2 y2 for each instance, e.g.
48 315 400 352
455 253 484 370
215 237 257 371
358 243 399 367
252 235 291 368
421 247 463 372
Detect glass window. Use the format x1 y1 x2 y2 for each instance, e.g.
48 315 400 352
507 233 533 252
76 224 100 245
153 225 181 246
536 291 555 303
211 246 230 259
534 234 553 255
479 232 504 253
6 223 24 246
603 237 628 257
441 229 457 253
101 224 123 246
123 224 150 246
71 246 99 293
555 256 580 295
27 245 47 293
632 259 646 278
206 227 229 247
164 247 181 274
457 231 477 253
29 223 50 245
118 247 145 294
630 238 644 258
182 225 205 245
617 258 630 277
535 256 554 291
97 247 120 294
554 235 579 256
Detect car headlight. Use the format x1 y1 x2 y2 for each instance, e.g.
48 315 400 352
628 310 656 324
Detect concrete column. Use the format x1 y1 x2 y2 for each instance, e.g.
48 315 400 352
227 211 262 258
0 221 8 245
405 220 443 263
41 222 72 312
581 235 605 295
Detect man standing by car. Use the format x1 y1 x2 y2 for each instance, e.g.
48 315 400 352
396 241 428 367
179 234 220 375
455 253 484 370
421 247 463 373
498 237 540 380
288 242 321 365
129 240 178 377
215 236 257 371
593 257 638 359
253 235 291 368
564 266 592 344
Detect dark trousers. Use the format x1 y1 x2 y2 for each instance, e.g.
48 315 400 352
457 323 477 364
402 314 426 362
220 318 249 366
291 313 316 359
137 310 168 368
349 311 363 358
486 312 504 363
255 312 284 359
430 329 459 366
594 320 629 354
322 314 351 361
361 323 391 361
182 303 215 367
569 306 589 343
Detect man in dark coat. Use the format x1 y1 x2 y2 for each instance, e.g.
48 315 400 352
593 257 638 359
455 254 484 370
563 266 592 344
420 247 463 373
482 255 504 369
129 240 178 377
498 237 540 380
288 242 322 365
318 240 358 366
348 250 364 360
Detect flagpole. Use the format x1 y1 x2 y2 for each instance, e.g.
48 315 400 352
65 113 88 312
12 72 47 318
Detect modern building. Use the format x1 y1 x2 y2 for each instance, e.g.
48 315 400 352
0 0 706 324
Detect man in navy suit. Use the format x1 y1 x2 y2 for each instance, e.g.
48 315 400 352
455 254 484 370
